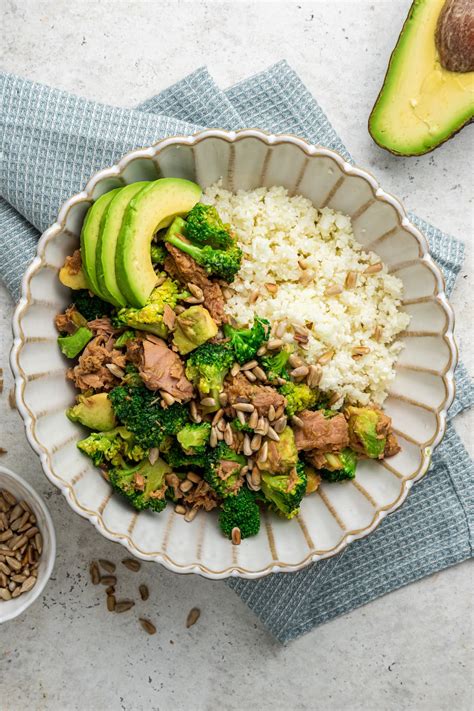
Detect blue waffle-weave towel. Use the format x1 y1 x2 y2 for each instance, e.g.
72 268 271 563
1 61 472 643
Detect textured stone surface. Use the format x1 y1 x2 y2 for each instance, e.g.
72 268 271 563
0 1 472 709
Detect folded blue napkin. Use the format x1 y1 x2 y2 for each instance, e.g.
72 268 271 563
1 61 472 643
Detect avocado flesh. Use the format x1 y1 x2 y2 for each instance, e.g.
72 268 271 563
80 188 122 297
116 178 201 307
67 392 117 431
96 182 149 307
369 0 474 155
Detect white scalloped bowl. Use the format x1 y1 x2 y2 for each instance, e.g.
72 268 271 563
10 130 457 579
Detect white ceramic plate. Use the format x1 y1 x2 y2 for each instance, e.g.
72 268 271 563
10 130 457 579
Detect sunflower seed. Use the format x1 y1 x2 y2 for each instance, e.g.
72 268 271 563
115 600 135 613
184 506 198 523
254 417 268 436
200 397 216 408
267 338 284 350
229 527 242 547
161 391 176 407
224 424 234 446
222 287 234 300
9 504 23 522
373 326 383 341
248 409 259 429
217 418 227 432
275 321 287 338
189 400 201 423
249 290 260 304
99 559 116 574
12 587 22 598
364 262 383 275
250 434 262 451
324 284 343 296
0 587 11 601
186 607 201 628
328 393 342 407
183 295 204 305
236 410 246 427
107 595 116 612
0 529 13 543
105 585 115 595
256 345 267 356
187 282 204 300
212 409 224 426
241 360 258 371
291 365 309 379
139 584 149 601
243 370 256 382
352 346 370 357
273 416 288 433
20 576 36 593
25 526 39 539
122 558 141 572
6 556 21 572
298 258 309 269
139 618 156 635
345 271 358 289
252 366 267 382
266 426 280 442
246 471 259 491
268 404 276 422
265 282 278 295
210 427 218 448
289 354 303 368
216 427 224 441
0 562 10 575
258 441 268 463
100 575 117 586
105 363 125 379
175 504 186 515
291 415 304 427
317 349 334 365
180 480 193 493
230 363 240 377
187 472 202 484
148 447 159 465
219 391 228 406
307 364 322 388
234 402 255 413
243 434 253 457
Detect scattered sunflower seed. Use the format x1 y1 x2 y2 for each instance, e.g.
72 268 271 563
99 559 116 574
363 262 383 274
122 558 141 573
243 370 256 382
267 338 284 350
90 561 100 585
107 595 116 612
139 584 149 601
115 600 135 613
291 415 304 427
200 397 216 408
100 575 117 586
139 618 157 635
186 607 201 628
234 402 255 413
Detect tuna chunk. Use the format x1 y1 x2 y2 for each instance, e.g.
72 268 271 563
294 410 349 452
164 245 226 325
55 306 81 335
131 334 194 401
67 335 126 391
224 373 286 417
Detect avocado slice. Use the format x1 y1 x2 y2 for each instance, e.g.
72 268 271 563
96 182 150 307
369 0 474 155
172 305 218 355
59 264 88 290
115 178 201 307
80 188 122 298
67 392 117 431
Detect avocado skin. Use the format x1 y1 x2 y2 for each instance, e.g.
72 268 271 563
368 0 474 156
115 178 201 308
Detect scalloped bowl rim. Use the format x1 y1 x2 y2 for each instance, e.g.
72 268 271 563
10 129 458 579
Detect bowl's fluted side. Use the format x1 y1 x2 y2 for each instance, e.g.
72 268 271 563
11 130 457 578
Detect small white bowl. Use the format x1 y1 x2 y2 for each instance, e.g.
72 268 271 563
0 465 56 623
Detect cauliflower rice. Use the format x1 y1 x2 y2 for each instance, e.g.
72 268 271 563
203 183 411 407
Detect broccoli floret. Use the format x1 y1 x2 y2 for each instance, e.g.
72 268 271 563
77 426 148 467
320 448 358 482
113 275 183 337
219 487 261 540
150 243 167 264
185 203 233 250
260 344 293 382
231 418 253 433
109 385 189 449
109 457 171 513
185 342 234 412
223 317 270 364
176 422 211 455
58 327 93 358
115 330 135 348
259 460 307 519
121 363 142 387
164 442 208 470
279 381 319 417
165 225 242 282
204 442 246 498
73 290 113 321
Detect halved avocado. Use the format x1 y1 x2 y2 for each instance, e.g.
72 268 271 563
115 178 201 307
96 182 150 306
80 188 122 297
369 0 474 155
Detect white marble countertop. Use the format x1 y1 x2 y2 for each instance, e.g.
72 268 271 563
0 1 472 709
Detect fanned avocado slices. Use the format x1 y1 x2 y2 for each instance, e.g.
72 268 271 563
80 188 122 298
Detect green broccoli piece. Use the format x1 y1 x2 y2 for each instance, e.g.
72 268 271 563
223 317 270 364
109 457 171 513
259 460 307 519
279 381 319 417
185 342 234 412
73 290 113 321
113 274 184 337
260 344 293 382
121 363 142 387
176 422 211 455
77 426 148 467
204 442 246 498
219 488 261 540
150 243 167 264
164 442 208 470
231 418 253 433
346 406 386 459
58 327 93 358
115 330 135 348
108 385 189 449
165 222 242 282
319 448 358 482
185 203 233 249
